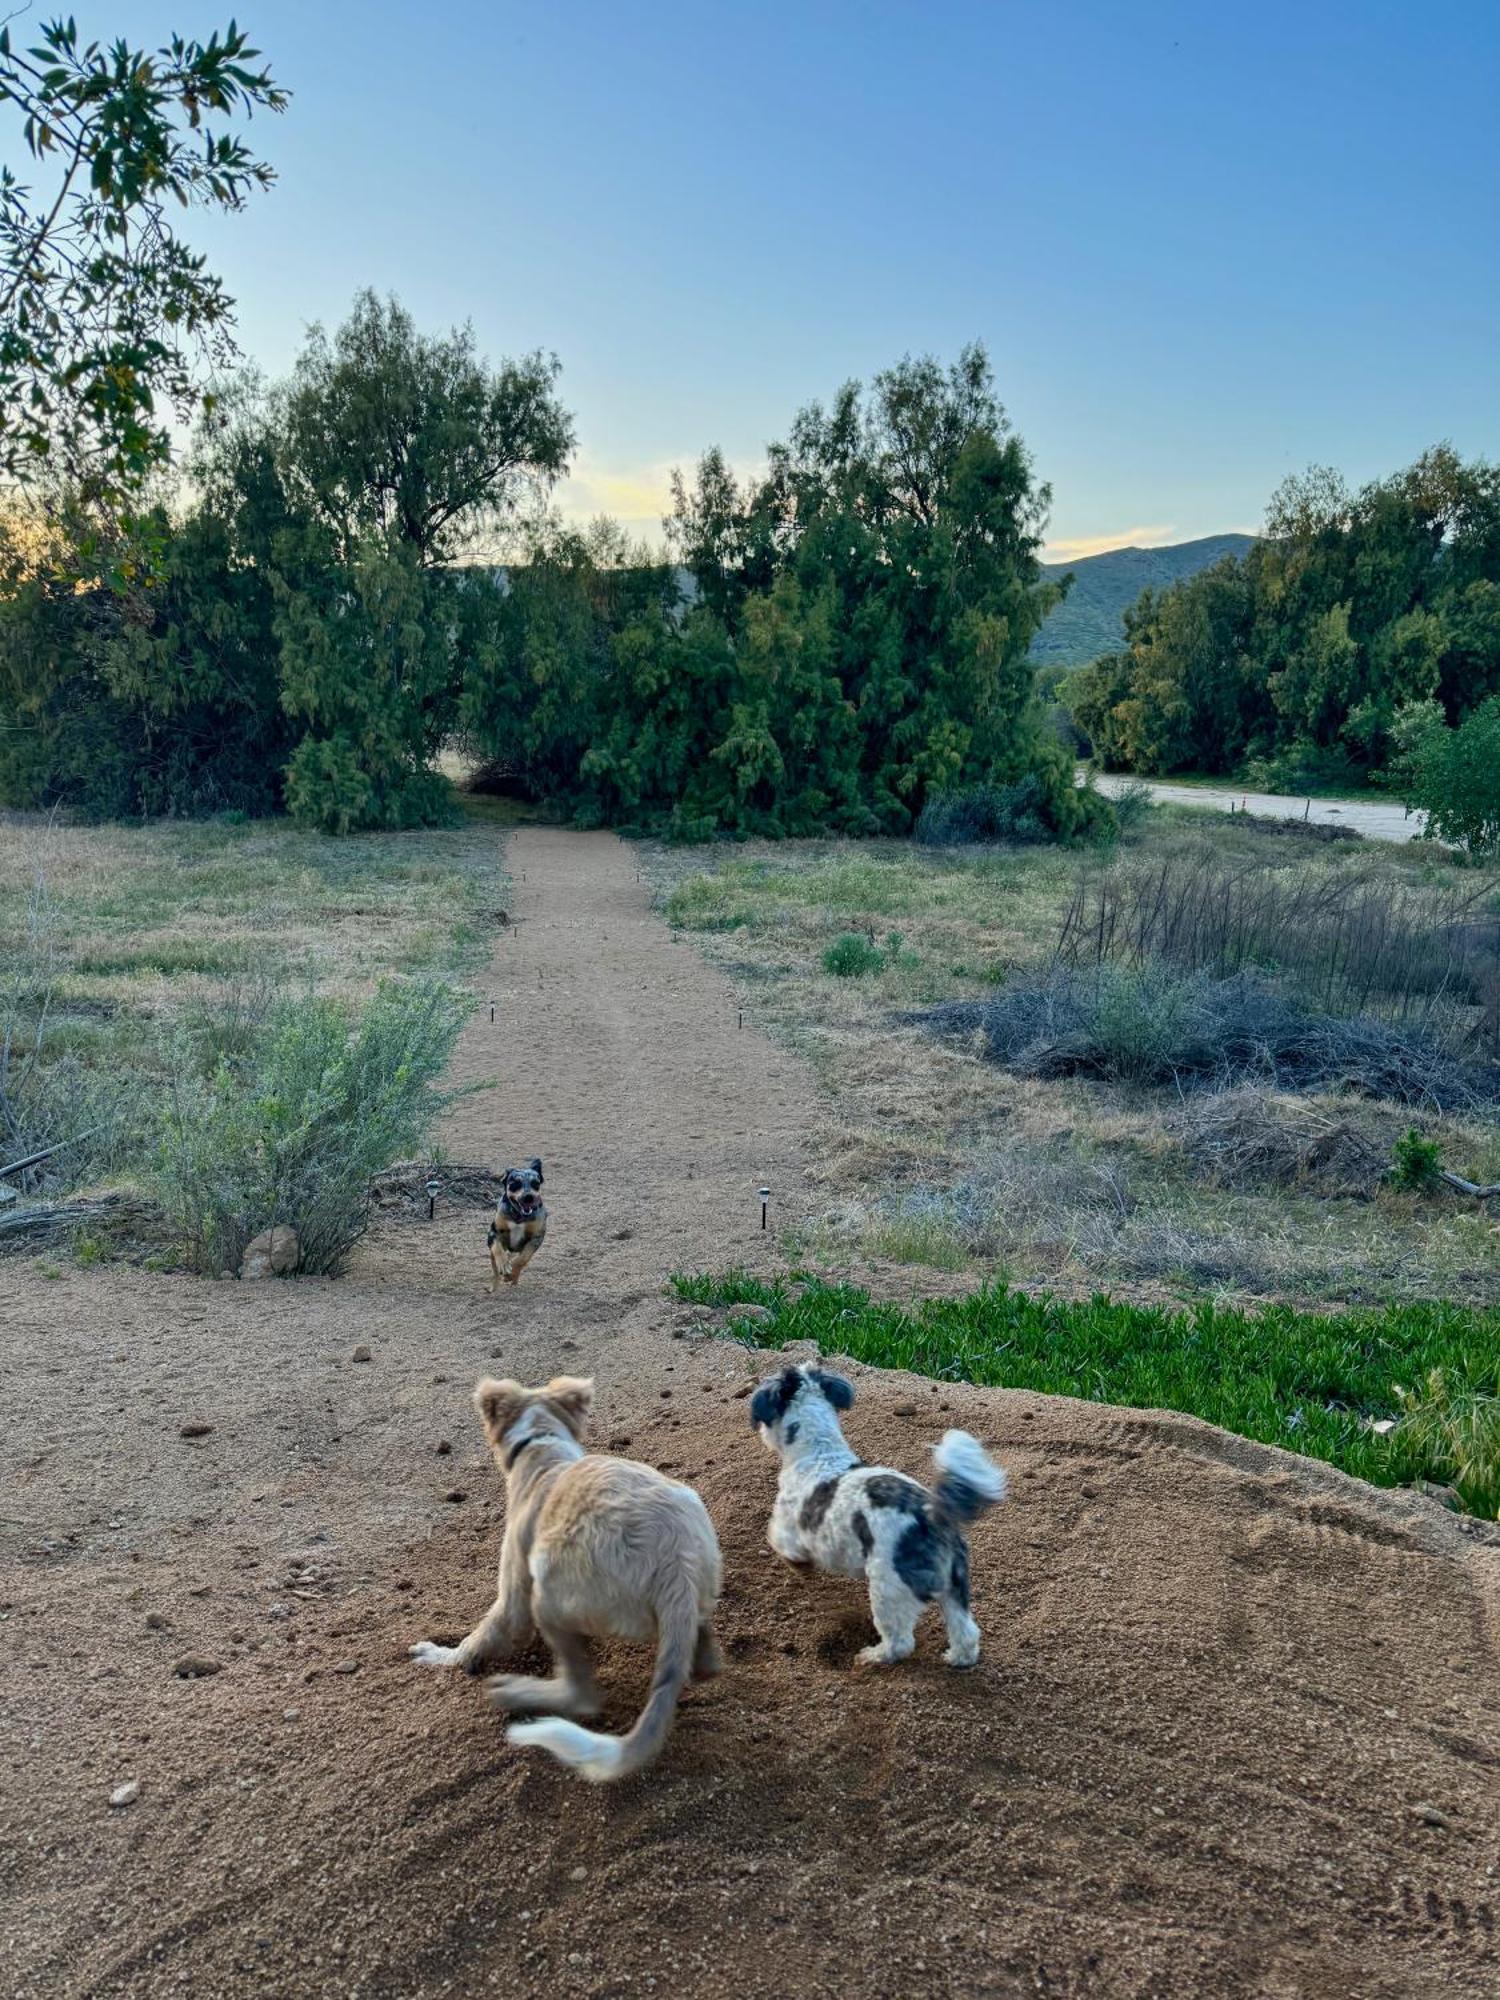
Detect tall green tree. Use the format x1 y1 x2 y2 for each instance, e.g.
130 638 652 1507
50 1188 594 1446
645 343 1065 834
1 16 286 502
276 291 573 566
1065 447 1500 787
269 291 575 829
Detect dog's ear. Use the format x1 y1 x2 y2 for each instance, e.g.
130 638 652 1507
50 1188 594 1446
810 1368 855 1412
528 1157 544 1185
543 1375 593 1437
750 1366 802 1431
474 1376 528 1444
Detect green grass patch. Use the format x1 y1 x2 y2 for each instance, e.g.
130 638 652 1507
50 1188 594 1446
674 1272 1500 1515
862 1216 973 1271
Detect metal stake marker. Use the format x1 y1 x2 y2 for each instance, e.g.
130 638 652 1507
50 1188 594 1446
738 1008 743 1030
426 1176 440 1222
759 1186 770 1232
489 1001 495 1024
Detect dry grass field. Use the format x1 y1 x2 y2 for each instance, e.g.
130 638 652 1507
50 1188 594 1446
645 810 1500 1312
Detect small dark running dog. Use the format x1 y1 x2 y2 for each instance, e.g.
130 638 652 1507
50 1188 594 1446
751 1364 1006 1667
488 1159 547 1289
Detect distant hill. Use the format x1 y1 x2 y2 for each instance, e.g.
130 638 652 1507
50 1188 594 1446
1031 533 1257 672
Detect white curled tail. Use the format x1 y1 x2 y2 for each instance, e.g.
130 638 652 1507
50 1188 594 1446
930 1429 1006 1530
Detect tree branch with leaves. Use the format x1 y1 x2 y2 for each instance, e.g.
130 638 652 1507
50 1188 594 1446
0 13 287 502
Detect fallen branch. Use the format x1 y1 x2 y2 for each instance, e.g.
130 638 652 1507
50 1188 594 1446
0 1127 101 1183
1440 1170 1500 1200
0 1191 157 1253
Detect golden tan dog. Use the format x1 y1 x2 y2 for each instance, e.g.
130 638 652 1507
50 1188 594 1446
410 1375 723 1782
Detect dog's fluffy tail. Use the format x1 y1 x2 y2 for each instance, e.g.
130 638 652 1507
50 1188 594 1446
930 1429 1006 1530
506 1575 699 1784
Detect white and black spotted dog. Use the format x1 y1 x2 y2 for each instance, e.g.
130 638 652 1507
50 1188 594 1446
751 1364 1006 1668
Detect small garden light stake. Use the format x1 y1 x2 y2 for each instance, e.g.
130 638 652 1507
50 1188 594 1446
759 1186 770 1231
426 1176 440 1222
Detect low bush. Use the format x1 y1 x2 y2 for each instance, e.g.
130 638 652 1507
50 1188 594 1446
152 978 474 1276
674 1271 1500 1516
917 963 1498 1108
822 932 889 978
1401 696 1500 858
916 772 1115 847
1110 779 1156 839
1389 1127 1444 1191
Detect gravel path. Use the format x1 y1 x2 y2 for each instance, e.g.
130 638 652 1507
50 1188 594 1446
1091 771 1432 843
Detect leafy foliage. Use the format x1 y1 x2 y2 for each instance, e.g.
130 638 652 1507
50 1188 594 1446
152 978 472 1275
276 290 573 567
915 768 1114 846
0 291 574 829
466 345 1076 839
821 932 887 977
1063 449 1500 789
1397 694 1500 856
1390 1127 1444 1191
0 16 286 500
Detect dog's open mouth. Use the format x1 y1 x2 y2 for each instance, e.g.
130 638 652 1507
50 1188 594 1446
510 1193 538 1216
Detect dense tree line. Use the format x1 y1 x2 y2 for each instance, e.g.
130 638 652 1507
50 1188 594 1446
1 301 1092 838
1062 450 1500 797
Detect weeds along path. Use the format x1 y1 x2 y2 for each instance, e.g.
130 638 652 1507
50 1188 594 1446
2 829 1498 2000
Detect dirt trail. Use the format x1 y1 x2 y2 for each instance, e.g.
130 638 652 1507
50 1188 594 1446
3 828 1498 2000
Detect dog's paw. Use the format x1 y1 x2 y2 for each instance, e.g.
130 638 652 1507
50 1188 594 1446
409 1640 462 1668
486 1673 602 1718
943 1645 981 1669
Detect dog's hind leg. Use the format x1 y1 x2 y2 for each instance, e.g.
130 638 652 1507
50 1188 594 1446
692 1621 723 1679
856 1561 923 1667
487 1622 602 1718
939 1541 981 1668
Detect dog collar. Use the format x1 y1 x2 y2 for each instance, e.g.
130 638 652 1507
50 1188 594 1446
505 1432 544 1471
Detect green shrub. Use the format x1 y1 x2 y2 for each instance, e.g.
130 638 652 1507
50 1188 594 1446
1390 1127 1444 1192
152 978 474 1276
1402 696 1500 857
822 932 887 977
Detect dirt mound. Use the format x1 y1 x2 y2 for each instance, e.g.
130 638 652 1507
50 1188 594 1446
2 829 1496 2000
3 1328 1496 2000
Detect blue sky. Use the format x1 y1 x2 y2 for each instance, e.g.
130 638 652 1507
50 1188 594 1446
98 1 1500 554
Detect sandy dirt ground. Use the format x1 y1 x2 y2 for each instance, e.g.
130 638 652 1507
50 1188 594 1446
1090 771 1431 844
2 827 1497 2000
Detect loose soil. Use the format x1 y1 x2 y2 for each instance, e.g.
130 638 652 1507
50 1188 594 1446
2 829 1497 2000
